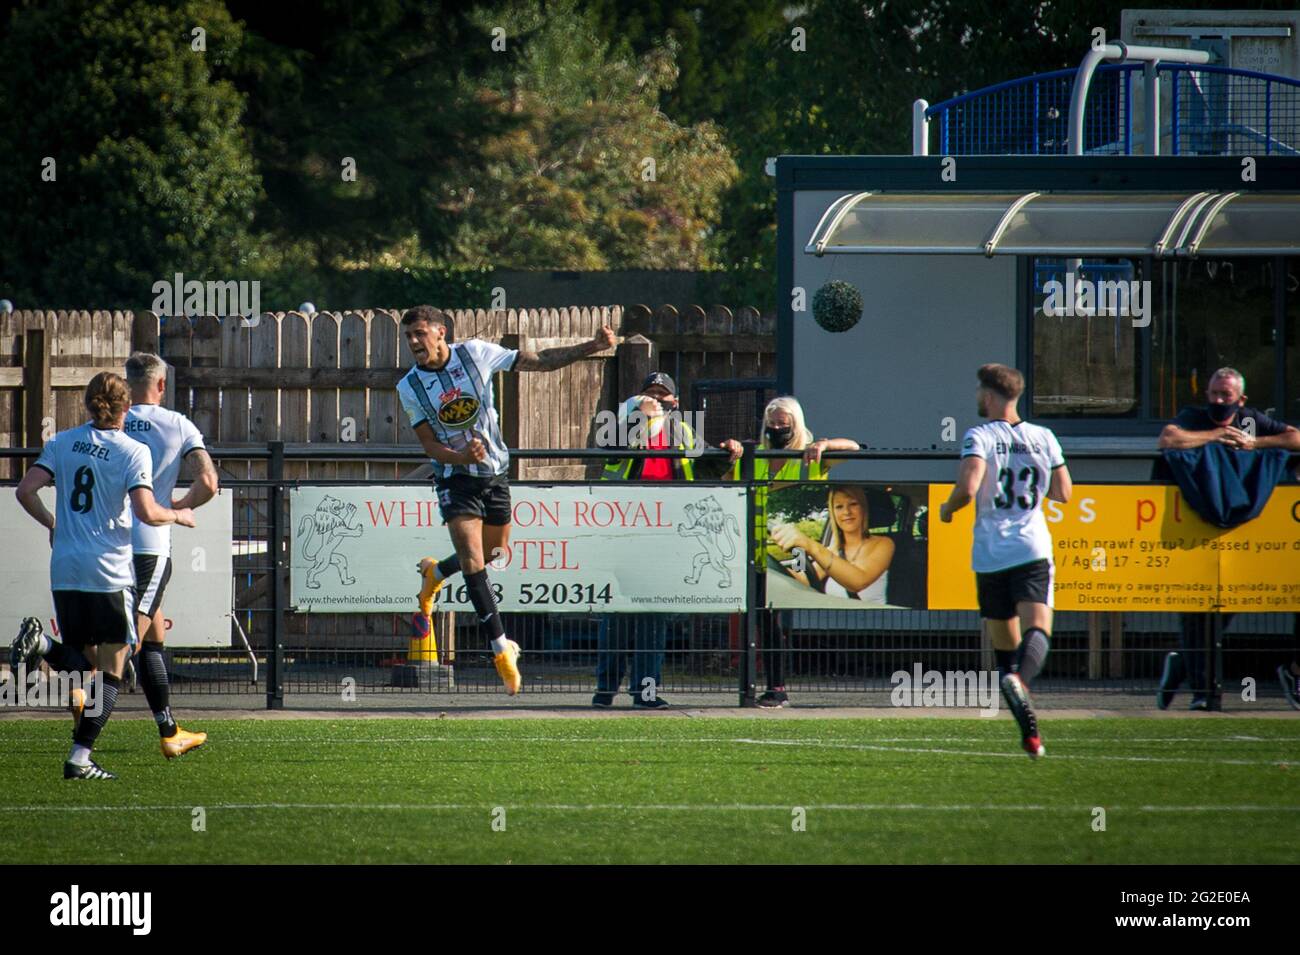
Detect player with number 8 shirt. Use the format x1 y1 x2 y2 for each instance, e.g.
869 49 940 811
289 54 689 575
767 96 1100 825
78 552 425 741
939 364 1072 759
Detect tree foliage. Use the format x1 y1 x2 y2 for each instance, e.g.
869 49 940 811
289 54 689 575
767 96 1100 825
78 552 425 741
0 0 261 307
444 0 738 270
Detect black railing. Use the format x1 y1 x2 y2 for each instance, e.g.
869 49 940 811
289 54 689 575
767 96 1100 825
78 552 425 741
4 443 1296 712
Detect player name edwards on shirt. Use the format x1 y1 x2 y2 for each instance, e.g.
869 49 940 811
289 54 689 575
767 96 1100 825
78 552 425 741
961 420 1066 573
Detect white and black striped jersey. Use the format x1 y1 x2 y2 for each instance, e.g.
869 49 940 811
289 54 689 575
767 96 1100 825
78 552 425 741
33 423 154 591
397 339 519 479
124 403 205 556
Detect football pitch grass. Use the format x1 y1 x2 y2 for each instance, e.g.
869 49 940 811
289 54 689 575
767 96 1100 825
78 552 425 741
2 716 1297 864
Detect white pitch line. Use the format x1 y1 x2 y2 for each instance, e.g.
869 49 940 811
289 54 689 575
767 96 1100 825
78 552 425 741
182 734 1300 747
8 733 1296 765
0 802 1297 814
177 734 1298 765
729 737 1294 766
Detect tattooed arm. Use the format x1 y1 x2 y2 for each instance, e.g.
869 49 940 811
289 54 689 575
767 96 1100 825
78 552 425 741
513 326 616 372
173 448 220 509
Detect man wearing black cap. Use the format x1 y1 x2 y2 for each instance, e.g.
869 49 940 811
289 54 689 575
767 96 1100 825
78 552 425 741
594 372 740 706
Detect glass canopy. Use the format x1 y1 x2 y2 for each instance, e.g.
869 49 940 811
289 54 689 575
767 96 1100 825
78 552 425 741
804 191 1300 257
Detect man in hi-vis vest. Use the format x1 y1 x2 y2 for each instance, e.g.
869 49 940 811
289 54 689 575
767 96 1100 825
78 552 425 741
594 373 738 707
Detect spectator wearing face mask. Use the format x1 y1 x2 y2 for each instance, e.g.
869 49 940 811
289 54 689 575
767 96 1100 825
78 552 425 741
594 373 740 708
727 396 861 707
1155 366 1300 711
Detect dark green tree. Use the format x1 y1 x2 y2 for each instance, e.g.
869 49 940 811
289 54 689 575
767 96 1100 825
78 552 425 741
223 0 516 270
0 0 261 307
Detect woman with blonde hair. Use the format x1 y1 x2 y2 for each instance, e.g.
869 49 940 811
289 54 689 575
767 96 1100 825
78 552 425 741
771 484 894 603
721 395 860 706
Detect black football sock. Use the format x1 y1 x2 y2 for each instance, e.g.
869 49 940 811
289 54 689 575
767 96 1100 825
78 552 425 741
994 649 1016 679
464 569 506 645
436 554 462 582
138 641 177 737
44 641 91 674
1017 628 1051 683
73 672 121 750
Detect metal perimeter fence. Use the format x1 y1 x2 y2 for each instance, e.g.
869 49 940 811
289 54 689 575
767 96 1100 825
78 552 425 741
4 444 1298 712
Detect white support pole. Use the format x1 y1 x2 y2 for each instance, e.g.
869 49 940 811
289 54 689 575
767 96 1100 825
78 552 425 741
1144 60 1160 156
912 99 930 156
1068 43 1209 155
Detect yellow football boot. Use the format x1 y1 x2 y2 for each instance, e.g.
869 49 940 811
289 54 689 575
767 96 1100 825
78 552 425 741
161 726 207 760
416 557 445 617
493 640 522 695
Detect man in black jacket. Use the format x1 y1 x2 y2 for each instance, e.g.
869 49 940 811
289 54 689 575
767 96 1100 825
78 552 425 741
1155 367 1300 710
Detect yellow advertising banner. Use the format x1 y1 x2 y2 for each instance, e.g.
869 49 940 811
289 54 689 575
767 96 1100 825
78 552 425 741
928 484 1300 612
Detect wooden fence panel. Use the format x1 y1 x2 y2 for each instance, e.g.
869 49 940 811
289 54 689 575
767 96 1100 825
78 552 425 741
0 311 20 480
280 312 310 482
190 315 222 441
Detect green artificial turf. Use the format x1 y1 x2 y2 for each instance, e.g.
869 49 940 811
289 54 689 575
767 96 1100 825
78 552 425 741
2 717 1296 864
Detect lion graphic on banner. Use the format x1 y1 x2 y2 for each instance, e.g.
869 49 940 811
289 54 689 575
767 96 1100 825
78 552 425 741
678 495 739 589
298 495 365 589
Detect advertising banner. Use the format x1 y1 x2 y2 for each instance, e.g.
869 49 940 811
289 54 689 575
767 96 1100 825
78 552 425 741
1 489 235 647
928 484 1300 612
290 485 747 613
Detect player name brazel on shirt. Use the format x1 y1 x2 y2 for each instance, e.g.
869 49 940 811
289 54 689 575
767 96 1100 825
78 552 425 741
49 885 152 935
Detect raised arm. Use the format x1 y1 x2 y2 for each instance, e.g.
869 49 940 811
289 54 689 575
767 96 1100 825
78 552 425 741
173 448 220 510
513 326 616 372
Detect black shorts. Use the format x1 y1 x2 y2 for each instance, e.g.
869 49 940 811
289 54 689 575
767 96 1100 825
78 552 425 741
975 559 1054 620
52 589 138 650
133 554 173 617
435 473 512 525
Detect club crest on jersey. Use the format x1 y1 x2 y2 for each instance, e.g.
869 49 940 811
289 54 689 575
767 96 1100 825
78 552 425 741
437 387 481 430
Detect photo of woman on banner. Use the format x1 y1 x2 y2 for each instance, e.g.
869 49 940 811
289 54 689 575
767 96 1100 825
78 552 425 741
769 485 894 605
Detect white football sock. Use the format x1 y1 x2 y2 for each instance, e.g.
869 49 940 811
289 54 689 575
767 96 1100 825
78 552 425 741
68 744 92 766
490 636 509 655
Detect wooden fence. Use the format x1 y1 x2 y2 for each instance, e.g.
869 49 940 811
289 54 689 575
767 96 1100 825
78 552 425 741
1 305 773 649
1 305 775 481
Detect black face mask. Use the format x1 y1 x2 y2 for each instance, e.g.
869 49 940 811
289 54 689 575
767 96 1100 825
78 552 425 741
1207 402 1237 425
765 426 793 448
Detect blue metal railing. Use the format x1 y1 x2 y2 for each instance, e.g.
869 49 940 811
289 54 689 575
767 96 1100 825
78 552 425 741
924 62 1300 157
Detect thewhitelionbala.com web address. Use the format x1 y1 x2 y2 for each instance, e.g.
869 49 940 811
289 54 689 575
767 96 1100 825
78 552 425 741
1114 915 1250 928
629 594 742 605
296 595 413 606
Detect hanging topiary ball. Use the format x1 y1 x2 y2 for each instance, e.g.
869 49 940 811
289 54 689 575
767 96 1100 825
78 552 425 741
812 280 863 333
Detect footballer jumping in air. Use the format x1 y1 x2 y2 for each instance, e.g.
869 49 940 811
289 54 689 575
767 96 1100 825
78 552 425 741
939 364 1072 759
397 306 616 694
11 373 196 779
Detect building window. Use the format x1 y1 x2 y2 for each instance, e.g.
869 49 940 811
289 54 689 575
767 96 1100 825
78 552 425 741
1029 255 1292 427
1030 258 1141 418
1151 257 1278 420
